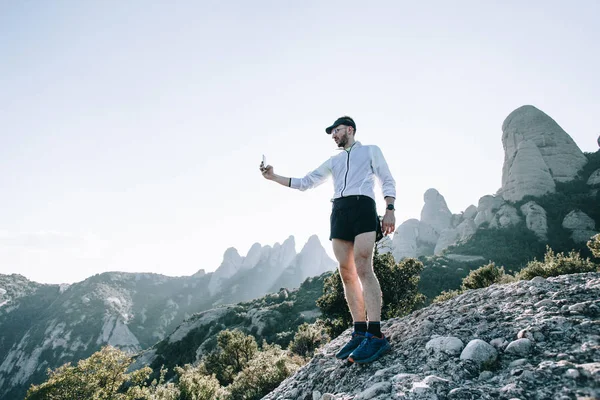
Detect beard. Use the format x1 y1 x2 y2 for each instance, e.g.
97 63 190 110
336 132 349 148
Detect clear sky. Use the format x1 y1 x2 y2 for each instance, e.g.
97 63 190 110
1 1 598 284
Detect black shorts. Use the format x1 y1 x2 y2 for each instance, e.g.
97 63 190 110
330 195 383 242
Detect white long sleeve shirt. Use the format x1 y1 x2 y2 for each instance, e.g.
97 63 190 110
290 141 396 201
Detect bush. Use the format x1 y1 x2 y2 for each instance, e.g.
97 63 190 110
517 246 598 280
588 233 600 258
204 329 258 386
461 262 514 290
432 289 463 304
26 346 153 400
227 343 303 400
288 322 330 358
174 364 227 400
316 251 425 336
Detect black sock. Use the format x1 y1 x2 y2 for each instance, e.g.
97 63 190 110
354 322 367 334
367 321 382 338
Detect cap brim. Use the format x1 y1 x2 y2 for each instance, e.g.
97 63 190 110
325 124 337 134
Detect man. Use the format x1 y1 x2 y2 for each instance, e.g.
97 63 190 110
259 116 396 364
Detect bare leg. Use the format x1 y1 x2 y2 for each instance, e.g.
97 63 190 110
332 239 366 322
353 231 382 322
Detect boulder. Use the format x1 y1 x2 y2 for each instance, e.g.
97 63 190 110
474 195 505 227
501 105 587 184
490 204 521 229
588 168 600 186
562 210 596 230
520 201 548 240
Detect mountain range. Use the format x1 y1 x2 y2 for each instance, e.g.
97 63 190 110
1 104 598 399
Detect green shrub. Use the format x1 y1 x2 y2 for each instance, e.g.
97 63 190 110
432 289 463 304
174 364 227 400
227 343 303 400
25 346 152 400
288 322 330 358
588 233 600 258
517 246 598 280
204 329 258 386
461 262 514 290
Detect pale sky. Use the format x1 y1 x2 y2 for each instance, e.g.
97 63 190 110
1 1 598 284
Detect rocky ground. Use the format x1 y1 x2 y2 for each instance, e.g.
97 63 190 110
264 272 600 400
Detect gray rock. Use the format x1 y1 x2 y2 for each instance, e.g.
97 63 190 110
587 168 600 186
434 228 460 255
463 205 478 220
474 195 505 227
392 219 419 260
490 204 521 229
571 229 599 244
426 336 464 356
520 201 548 240
562 210 596 230
500 139 556 202
263 273 600 400
505 338 533 356
501 105 587 184
460 339 498 367
421 189 453 235
355 382 391 399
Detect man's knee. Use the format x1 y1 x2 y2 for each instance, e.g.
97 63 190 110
339 264 359 284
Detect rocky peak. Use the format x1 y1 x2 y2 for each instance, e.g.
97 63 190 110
421 188 453 234
265 273 600 400
500 105 587 200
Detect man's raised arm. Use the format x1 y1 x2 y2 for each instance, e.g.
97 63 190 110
260 159 332 190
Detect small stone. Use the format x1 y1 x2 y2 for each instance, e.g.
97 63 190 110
355 381 392 400
313 390 322 400
568 302 586 313
565 368 580 379
530 276 546 285
479 370 493 380
460 339 498 367
505 338 533 356
509 358 529 367
535 299 554 307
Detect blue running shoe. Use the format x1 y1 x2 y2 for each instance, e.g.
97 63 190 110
335 332 366 359
348 332 391 364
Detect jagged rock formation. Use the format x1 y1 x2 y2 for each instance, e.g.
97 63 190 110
208 247 243 295
0 236 335 400
264 273 600 400
500 105 587 201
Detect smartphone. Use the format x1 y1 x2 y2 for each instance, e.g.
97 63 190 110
262 155 267 166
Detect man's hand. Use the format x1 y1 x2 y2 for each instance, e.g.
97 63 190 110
260 162 275 180
382 210 396 236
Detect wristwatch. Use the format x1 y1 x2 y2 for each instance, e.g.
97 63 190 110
386 204 395 211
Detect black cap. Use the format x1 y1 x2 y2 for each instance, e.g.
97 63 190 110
326 116 356 134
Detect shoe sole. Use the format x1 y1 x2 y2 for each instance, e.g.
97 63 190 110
348 343 391 364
